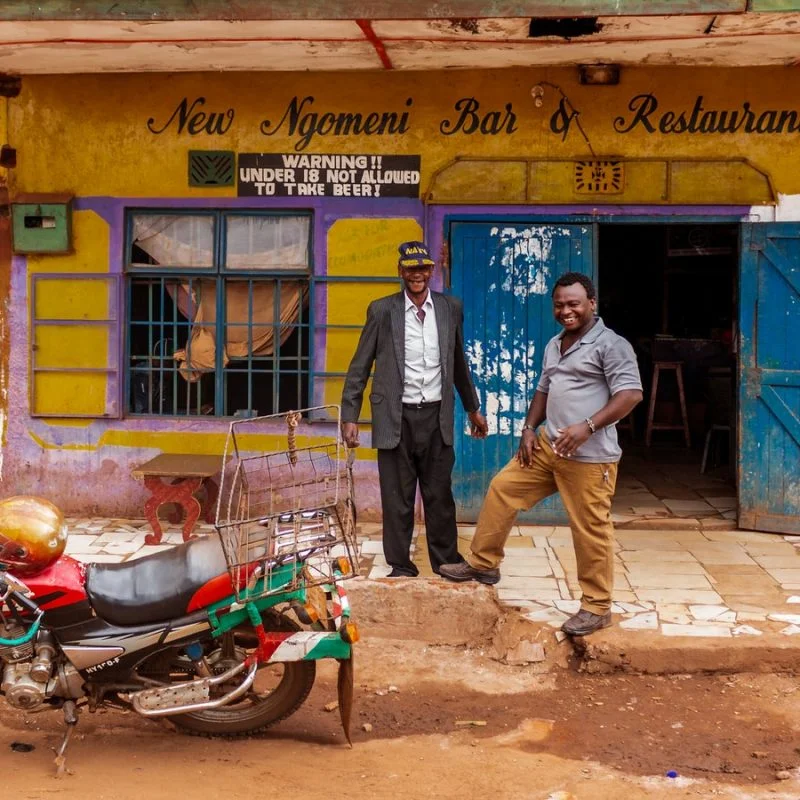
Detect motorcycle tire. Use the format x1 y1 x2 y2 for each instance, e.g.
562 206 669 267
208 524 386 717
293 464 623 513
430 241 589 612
166 610 316 737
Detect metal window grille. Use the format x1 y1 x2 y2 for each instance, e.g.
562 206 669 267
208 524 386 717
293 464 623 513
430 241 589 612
310 273 400 424
126 211 311 418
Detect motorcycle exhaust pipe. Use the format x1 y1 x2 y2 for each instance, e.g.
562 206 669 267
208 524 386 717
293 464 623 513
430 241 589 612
122 660 258 717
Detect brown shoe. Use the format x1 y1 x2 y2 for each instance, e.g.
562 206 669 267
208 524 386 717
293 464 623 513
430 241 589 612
439 561 500 585
561 609 612 636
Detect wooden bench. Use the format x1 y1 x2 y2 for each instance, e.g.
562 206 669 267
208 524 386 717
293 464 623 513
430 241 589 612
131 454 228 545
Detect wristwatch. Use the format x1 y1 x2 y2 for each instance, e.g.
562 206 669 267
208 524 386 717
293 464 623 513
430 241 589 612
522 424 537 433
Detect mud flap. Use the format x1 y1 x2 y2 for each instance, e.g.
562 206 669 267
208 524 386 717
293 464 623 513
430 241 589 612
337 651 355 747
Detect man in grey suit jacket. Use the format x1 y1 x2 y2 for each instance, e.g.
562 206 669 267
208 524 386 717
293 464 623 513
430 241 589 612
341 241 487 577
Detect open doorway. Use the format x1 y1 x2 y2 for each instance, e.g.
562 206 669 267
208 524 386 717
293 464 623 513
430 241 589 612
599 223 738 524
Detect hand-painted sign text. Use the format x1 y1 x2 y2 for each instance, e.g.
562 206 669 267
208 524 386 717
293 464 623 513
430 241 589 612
147 97 235 136
439 99 518 135
260 97 413 152
238 153 421 198
147 94 800 151
613 94 800 135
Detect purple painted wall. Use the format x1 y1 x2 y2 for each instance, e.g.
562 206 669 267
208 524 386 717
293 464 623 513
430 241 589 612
4 195 421 516
4 197 750 518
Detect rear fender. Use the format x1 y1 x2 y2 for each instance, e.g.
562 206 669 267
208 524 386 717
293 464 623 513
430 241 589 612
205 580 353 663
259 630 351 662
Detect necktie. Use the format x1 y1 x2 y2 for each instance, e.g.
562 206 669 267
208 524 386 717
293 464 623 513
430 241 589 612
416 307 426 323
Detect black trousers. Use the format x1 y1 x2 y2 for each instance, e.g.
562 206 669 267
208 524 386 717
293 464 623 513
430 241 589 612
377 403 462 576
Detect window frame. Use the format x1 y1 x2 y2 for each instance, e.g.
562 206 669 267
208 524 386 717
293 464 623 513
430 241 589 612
30 273 122 419
124 208 314 419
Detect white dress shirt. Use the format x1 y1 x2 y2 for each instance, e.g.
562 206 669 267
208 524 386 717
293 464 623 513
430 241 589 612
402 291 442 404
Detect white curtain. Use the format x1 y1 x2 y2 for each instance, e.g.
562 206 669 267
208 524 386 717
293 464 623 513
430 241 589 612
132 215 214 267
132 213 309 270
225 215 310 269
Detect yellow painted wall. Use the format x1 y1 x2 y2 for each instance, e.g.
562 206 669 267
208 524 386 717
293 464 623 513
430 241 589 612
28 211 112 417
324 218 422 412
9 67 800 197
27 210 109 275
6 65 800 470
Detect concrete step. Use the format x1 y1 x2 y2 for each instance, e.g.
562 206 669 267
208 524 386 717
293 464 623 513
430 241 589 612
348 577 800 676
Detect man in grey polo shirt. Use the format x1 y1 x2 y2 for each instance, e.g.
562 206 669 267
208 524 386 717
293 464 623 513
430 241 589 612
440 272 643 637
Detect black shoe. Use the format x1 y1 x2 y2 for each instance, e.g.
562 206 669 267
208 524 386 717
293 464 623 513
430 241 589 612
432 555 465 576
439 561 500 585
386 569 417 578
561 609 612 637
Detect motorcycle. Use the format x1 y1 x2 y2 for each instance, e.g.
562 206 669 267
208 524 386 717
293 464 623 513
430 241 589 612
0 408 358 773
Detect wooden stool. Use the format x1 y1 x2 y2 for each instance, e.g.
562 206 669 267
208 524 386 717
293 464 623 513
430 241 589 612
645 361 691 447
701 424 731 474
132 454 228 545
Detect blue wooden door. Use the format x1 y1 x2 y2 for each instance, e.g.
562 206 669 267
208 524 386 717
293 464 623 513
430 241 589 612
739 224 800 533
450 221 596 523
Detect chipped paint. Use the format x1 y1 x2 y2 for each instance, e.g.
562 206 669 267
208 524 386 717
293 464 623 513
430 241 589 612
488 226 561 298
6 61 800 524
750 192 800 222
449 220 595 522
787 479 800 512
463 224 560 436
0 12 799 72
466 334 539 436
0 2 753 22
738 223 800 534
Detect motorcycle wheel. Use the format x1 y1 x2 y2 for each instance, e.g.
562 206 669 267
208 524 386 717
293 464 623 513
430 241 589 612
161 610 316 737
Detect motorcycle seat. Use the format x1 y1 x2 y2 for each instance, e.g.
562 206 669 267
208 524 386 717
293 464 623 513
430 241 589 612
85 535 230 626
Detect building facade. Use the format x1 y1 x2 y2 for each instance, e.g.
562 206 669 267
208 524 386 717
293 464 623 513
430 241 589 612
0 5 799 532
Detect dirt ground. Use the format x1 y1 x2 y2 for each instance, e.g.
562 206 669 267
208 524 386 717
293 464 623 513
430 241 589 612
4 639 800 800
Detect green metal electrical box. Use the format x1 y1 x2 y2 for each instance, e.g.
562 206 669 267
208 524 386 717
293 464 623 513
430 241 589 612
11 194 73 254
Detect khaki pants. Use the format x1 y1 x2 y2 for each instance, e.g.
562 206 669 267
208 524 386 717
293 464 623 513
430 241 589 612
468 431 618 615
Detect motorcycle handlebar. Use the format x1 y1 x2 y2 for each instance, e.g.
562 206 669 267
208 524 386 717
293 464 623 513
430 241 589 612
0 574 41 616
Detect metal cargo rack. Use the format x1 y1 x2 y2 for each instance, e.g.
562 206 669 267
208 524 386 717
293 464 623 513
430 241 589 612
215 405 358 603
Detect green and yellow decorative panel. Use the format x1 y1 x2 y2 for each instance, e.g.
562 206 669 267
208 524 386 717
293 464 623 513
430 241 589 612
426 158 774 205
574 161 624 195
188 150 235 187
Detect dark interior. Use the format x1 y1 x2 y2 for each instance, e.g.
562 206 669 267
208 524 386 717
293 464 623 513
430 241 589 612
598 223 738 473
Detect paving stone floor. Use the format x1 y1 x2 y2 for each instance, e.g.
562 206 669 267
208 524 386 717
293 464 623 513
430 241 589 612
65 514 800 641
610 453 737 528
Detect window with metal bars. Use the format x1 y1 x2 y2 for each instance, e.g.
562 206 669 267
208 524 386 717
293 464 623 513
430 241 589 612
125 210 312 417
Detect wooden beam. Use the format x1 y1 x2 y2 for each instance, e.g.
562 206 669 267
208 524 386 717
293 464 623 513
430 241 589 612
748 0 800 9
0 1 749 21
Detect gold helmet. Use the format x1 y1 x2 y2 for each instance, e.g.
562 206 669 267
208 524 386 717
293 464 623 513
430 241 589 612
0 496 67 576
